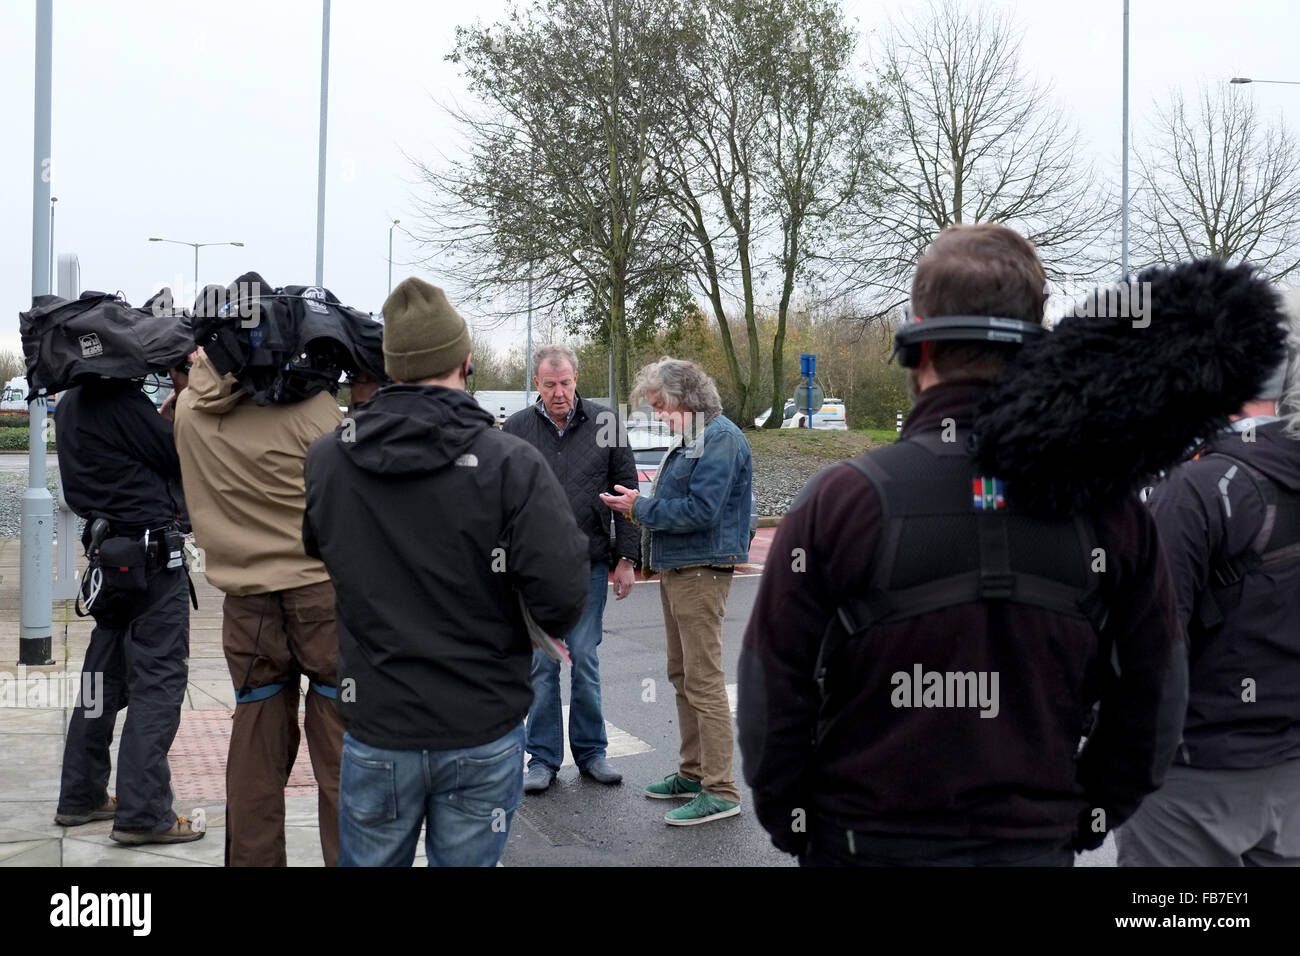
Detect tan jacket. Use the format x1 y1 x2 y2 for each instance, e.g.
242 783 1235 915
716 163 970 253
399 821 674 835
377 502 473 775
174 352 343 596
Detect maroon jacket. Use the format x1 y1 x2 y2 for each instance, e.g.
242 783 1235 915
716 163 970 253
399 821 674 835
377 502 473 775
738 382 1186 853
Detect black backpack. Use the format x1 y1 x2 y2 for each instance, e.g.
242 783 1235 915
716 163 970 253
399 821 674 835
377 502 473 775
812 429 1110 741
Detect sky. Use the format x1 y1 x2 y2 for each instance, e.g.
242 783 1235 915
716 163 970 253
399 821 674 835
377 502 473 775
3 0 1299 361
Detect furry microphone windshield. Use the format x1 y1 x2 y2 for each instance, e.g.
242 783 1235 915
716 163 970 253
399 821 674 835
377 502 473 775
973 258 1288 517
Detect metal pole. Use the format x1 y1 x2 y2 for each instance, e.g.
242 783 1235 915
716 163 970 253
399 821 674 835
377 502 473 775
48 197 56 293
526 157 535 407
193 243 199 294
1121 0 1130 281
526 266 533 406
387 224 394 295
315 0 330 287
22 0 55 665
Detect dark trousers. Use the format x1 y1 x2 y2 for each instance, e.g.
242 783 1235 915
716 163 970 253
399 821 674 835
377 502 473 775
800 822 1074 867
57 565 191 833
221 581 344 867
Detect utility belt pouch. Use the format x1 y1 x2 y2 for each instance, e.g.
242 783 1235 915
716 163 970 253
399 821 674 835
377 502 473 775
164 529 185 570
98 536 148 592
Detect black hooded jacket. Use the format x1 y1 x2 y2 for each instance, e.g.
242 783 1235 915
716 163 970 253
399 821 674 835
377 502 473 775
1146 418 1300 769
302 384 589 750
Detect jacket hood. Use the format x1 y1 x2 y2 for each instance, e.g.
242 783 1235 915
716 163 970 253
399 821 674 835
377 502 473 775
338 384 494 475
185 350 247 414
1210 418 1300 492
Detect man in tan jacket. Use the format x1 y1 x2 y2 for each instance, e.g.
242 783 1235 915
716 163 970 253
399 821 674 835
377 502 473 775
173 349 344 866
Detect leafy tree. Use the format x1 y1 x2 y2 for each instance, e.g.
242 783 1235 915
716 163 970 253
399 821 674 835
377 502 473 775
412 0 693 405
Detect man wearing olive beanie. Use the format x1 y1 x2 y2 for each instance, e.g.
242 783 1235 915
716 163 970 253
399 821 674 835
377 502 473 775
303 277 589 867
380 278 474 382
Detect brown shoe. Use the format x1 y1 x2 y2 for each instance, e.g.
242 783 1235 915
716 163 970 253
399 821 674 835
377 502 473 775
54 796 117 826
110 815 205 845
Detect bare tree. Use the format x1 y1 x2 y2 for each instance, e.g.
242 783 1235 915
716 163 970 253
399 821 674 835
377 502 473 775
757 0 885 428
652 0 885 428
411 0 692 404
1134 84 1300 279
847 0 1113 315
0 350 24 385
652 0 777 426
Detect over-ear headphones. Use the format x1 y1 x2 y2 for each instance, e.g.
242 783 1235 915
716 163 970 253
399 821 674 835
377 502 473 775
891 315 1048 368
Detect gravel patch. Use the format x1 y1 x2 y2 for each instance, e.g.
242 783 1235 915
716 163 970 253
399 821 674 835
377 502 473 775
751 454 837 516
0 470 81 540
747 430 886 516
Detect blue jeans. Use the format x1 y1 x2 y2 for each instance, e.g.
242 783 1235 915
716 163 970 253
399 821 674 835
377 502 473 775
337 723 524 867
526 565 609 771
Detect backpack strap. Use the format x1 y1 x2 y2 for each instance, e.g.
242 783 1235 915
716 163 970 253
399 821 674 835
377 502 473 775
1194 452 1300 630
1194 454 1270 630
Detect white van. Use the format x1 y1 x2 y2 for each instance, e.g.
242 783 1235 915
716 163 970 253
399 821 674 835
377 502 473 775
755 398 847 430
2 377 29 412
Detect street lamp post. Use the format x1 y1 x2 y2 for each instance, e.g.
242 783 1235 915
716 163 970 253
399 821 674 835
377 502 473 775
48 196 57 294
147 237 244 296
388 218 399 295
1122 0 1130 281
1230 77 1300 86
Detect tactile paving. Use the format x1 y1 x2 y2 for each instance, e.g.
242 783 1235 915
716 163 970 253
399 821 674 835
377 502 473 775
168 710 320 802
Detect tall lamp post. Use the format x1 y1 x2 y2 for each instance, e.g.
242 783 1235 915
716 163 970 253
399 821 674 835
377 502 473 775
48 196 57 293
1121 0 1130 281
387 218 399 295
147 237 244 295
1230 77 1300 86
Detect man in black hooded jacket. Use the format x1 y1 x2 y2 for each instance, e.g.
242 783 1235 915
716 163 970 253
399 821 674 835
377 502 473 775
303 277 588 867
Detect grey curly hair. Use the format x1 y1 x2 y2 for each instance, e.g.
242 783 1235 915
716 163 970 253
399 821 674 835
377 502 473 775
631 357 723 416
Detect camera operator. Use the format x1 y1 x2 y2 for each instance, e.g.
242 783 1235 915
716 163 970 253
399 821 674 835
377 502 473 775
53 375 200 845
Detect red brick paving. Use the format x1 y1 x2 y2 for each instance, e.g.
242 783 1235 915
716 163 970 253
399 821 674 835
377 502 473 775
168 710 320 803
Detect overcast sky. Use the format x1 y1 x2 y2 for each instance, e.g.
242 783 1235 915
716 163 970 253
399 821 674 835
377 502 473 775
3 0 1298 361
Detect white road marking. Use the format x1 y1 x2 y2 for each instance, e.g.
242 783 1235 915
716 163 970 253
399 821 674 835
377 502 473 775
557 705 653 767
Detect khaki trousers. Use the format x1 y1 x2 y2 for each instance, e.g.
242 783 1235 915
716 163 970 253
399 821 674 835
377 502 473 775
660 567 741 803
222 581 344 866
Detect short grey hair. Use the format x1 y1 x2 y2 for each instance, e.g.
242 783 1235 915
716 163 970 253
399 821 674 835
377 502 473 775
631 357 723 416
533 344 578 378
1276 286 1300 437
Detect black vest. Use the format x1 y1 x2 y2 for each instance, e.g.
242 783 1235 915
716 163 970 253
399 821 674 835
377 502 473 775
814 428 1108 733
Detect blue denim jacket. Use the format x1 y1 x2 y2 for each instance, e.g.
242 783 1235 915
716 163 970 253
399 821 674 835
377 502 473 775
633 414 752 571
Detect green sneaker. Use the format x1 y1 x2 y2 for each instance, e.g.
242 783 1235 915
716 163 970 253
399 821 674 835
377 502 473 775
644 773 703 800
664 792 741 826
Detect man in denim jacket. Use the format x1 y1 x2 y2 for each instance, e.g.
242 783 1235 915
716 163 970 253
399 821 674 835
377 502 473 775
602 357 752 826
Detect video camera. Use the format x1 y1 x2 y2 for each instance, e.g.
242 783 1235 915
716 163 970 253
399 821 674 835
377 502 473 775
191 272 386 406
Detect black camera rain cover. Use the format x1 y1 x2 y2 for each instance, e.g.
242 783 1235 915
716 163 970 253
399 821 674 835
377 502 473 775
280 284 386 383
191 275 385 406
19 289 193 400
